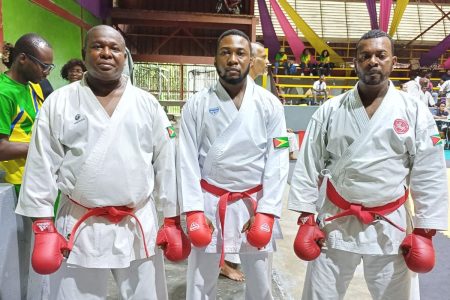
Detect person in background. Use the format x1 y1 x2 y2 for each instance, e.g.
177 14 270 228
60 58 86 83
0 33 54 299
289 29 447 300
433 101 449 149
274 47 288 76
441 69 450 82
300 48 317 76
312 74 328 105
317 50 334 76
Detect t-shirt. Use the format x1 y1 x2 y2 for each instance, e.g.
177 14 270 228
275 52 287 63
0 73 43 184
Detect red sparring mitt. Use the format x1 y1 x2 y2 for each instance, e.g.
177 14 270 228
32 219 68 274
156 216 191 262
246 213 275 249
400 228 436 273
293 212 325 261
186 211 213 247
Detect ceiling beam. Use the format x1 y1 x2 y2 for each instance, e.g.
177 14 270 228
405 9 450 46
30 0 92 30
427 0 450 22
132 54 214 65
111 9 255 25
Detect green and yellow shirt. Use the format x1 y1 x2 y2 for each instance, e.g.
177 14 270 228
0 73 43 184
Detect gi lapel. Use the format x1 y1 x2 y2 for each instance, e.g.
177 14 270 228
72 77 133 203
201 79 255 179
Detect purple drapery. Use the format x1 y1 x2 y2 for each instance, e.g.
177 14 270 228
379 0 392 33
420 34 450 66
257 0 280 63
365 0 378 30
444 57 450 69
268 0 305 63
77 0 110 20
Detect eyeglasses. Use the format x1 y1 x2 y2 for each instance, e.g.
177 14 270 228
24 53 55 73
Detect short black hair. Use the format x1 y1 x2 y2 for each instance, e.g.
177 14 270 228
60 58 86 80
216 29 251 54
11 33 52 63
357 29 394 54
321 49 329 57
82 25 126 58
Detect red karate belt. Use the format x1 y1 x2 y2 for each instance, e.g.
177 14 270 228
324 181 408 232
67 199 149 257
200 179 262 266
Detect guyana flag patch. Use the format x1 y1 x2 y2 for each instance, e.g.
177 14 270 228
431 134 443 146
273 137 289 149
166 126 176 138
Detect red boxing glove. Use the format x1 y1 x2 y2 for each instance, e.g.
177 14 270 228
293 212 325 261
31 219 68 275
246 213 275 249
186 211 212 247
400 228 436 273
156 216 191 262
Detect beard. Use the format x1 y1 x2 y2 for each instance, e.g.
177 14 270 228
216 64 250 85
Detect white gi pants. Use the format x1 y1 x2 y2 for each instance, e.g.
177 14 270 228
187 247 272 300
47 250 168 300
301 248 413 300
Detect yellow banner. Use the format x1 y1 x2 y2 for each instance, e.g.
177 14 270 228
277 0 344 64
389 0 409 36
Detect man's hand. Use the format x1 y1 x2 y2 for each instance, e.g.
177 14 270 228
400 228 436 273
293 212 325 261
156 216 191 262
243 213 275 249
186 211 214 247
31 219 69 274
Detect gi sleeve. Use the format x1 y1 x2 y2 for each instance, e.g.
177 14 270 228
15 100 64 218
409 105 448 230
288 109 327 214
178 98 205 213
256 100 288 218
151 102 179 218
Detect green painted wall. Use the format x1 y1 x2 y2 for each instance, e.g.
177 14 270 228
3 0 101 88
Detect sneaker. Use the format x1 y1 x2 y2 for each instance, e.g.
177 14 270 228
301 73 304 76
310 73 313 76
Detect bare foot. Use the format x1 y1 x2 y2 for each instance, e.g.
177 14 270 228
220 261 245 282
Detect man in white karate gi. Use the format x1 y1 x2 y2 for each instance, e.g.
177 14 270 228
178 29 289 300
289 29 448 300
15 25 190 299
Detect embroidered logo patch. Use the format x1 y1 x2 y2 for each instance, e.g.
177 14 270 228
166 126 176 138
36 222 51 232
393 119 409 134
209 107 220 116
260 223 271 233
431 134 443 146
273 137 289 149
189 222 200 231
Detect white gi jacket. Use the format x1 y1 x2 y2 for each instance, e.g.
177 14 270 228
288 81 448 255
179 78 289 253
16 76 178 268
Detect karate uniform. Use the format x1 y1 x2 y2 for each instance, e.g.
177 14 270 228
16 76 177 300
179 78 289 300
288 82 448 300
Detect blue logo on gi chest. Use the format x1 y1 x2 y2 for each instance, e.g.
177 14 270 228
209 107 220 116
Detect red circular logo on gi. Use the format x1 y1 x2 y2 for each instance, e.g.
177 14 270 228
393 119 409 134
